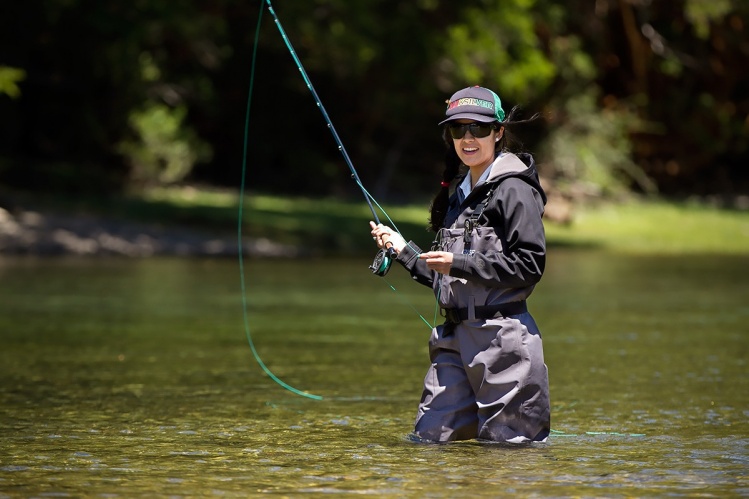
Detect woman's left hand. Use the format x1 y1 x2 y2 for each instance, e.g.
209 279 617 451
418 251 453 275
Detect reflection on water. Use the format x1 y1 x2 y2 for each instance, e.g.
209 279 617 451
0 251 747 496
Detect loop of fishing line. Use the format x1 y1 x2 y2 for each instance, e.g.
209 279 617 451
239 1 322 401
238 0 434 401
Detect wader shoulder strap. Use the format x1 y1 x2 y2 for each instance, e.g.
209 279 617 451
463 184 497 245
470 184 496 224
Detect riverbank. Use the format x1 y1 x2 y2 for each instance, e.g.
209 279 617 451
1 188 748 256
545 198 749 255
0 204 301 257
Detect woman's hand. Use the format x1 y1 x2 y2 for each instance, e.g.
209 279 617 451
418 251 453 275
369 221 406 253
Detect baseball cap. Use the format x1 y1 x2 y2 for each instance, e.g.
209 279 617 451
438 86 505 125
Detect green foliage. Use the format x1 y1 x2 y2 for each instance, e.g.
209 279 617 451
540 30 653 197
1 0 747 198
548 35 597 94
0 66 26 99
118 103 212 187
440 0 557 103
542 91 656 198
685 0 734 38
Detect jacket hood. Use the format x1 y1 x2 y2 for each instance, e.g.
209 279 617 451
486 152 547 205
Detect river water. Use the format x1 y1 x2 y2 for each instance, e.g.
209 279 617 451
0 251 747 497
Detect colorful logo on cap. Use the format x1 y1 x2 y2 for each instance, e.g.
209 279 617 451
447 97 495 113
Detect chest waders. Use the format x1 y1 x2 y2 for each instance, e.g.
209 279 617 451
433 183 529 333
413 179 551 443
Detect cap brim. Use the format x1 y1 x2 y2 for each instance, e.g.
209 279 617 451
438 112 498 125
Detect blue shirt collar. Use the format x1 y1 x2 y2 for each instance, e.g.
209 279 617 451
457 161 493 204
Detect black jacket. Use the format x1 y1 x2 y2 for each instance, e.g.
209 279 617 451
397 152 546 304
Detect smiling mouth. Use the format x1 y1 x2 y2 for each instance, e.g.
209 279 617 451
463 147 478 153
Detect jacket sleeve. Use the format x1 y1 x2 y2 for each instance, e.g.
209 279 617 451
449 178 546 288
395 241 435 288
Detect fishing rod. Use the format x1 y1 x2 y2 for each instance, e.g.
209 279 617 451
263 0 396 277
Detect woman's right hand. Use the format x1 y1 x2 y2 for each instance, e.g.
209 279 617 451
369 221 406 254
418 251 453 275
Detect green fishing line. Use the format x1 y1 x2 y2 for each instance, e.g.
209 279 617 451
239 0 433 402
238 1 322 401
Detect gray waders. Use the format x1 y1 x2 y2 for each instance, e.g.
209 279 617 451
413 193 550 443
413 313 550 443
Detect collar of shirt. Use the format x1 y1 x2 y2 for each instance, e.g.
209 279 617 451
457 163 493 205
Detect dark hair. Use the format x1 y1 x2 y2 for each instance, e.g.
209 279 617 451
427 105 540 232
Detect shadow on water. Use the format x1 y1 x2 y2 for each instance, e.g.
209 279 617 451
0 251 747 496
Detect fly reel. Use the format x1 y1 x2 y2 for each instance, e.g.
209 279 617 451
369 246 395 277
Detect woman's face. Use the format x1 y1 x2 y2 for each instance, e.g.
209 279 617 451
450 119 502 170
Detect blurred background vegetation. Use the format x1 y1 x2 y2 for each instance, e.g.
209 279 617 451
0 0 747 224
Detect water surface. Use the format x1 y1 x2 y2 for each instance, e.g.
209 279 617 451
0 251 747 496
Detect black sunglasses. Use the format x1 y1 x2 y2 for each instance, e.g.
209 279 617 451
447 122 496 139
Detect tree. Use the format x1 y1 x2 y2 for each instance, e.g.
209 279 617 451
1 0 746 201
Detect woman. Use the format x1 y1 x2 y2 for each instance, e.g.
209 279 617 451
370 86 550 443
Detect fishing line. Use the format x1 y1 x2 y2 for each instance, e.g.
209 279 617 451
239 0 432 400
353 178 436 329
238 1 322 401
550 429 646 438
